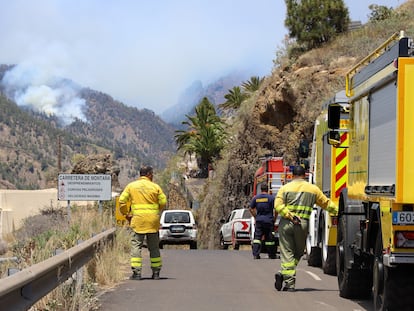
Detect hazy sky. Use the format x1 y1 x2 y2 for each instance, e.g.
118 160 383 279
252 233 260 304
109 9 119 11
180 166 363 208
0 0 405 116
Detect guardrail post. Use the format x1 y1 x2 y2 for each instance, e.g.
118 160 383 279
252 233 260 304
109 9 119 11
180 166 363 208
67 200 71 222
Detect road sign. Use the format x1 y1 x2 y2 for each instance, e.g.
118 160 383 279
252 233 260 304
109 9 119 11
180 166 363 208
58 174 112 201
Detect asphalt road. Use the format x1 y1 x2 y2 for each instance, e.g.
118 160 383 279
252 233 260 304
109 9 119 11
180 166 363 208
98 248 374 311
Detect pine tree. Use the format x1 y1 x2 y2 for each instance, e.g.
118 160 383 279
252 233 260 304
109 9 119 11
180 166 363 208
284 0 350 50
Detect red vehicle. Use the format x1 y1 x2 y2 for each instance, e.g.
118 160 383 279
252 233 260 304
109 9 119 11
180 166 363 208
253 156 292 196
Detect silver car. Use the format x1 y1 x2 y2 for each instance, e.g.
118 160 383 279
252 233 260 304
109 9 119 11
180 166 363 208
159 210 197 249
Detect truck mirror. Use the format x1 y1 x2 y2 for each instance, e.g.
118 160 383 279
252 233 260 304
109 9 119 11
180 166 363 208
328 131 341 147
328 104 341 129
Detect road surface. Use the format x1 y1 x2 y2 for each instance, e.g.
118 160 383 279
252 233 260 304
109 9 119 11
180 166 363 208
98 248 374 311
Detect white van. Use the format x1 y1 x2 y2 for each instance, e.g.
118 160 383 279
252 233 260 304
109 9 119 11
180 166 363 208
159 209 197 249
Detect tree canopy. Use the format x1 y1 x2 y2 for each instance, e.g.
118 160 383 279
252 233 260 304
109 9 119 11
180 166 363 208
219 76 265 111
284 0 350 50
175 97 227 177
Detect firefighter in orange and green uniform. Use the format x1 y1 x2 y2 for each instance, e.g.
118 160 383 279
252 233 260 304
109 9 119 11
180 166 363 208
274 166 338 292
119 165 167 280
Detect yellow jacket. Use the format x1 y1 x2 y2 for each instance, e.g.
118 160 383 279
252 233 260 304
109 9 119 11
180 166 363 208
275 179 338 220
119 176 167 233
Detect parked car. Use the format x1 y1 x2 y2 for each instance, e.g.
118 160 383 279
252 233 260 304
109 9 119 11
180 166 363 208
159 209 197 249
219 208 252 250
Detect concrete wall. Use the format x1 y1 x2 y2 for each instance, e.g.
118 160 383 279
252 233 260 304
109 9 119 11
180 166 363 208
0 189 119 239
0 189 60 239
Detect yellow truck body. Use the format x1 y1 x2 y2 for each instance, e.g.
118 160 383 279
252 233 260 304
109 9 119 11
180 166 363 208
329 32 414 310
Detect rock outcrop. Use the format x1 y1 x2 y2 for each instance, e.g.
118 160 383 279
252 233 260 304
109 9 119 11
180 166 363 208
71 154 121 191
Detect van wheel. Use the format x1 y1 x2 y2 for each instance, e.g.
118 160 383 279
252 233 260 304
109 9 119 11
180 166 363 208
190 241 197 249
159 242 164 249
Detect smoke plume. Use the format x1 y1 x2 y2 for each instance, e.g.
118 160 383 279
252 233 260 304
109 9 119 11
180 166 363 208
1 63 87 125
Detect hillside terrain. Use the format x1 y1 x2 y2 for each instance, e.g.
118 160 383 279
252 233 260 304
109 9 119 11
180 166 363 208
195 0 414 248
0 63 256 190
1 1 413 251
0 65 176 189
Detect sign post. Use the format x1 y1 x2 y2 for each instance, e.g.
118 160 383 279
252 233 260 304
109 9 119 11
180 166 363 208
58 174 112 221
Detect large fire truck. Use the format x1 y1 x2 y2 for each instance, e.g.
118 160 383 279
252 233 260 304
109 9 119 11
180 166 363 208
306 90 349 275
252 156 292 196
327 32 414 310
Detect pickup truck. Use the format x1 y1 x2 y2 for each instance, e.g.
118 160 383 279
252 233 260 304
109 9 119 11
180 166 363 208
219 208 252 250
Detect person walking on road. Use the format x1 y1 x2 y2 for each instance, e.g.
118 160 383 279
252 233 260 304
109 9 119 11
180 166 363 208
274 166 338 292
249 183 277 260
119 165 167 280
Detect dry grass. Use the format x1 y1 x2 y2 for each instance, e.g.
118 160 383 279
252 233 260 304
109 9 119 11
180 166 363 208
0 201 130 311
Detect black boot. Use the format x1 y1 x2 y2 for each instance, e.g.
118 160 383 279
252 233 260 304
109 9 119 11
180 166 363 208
130 271 141 280
152 270 160 280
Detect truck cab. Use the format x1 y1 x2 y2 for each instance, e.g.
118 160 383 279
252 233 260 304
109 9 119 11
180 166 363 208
306 90 349 275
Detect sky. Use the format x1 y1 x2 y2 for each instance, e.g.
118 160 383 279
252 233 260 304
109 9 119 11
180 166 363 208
0 0 405 119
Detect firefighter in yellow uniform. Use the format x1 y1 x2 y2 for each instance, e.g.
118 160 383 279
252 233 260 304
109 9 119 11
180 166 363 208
274 166 338 292
119 165 167 280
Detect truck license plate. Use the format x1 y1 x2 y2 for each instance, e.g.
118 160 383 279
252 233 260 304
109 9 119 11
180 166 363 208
236 232 250 238
392 212 414 225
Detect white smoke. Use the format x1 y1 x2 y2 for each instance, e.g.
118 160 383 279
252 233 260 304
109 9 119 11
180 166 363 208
1 63 87 125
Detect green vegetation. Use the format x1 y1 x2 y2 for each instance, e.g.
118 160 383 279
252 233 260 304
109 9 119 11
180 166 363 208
1 202 130 311
241 76 265 94
219 86 248 110
219 76 265 111
175 97 227 177
284 0 350 51
368 4 395 22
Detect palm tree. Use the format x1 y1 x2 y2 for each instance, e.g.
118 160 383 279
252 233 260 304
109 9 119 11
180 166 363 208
175 97 227 177
241 76 265 94
219 86 248 110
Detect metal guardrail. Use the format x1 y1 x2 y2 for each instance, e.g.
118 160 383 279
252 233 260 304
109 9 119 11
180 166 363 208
0 227 116 311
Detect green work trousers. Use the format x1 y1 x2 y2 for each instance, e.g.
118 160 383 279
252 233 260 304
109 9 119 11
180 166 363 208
278 217 309 289
130 231 162 274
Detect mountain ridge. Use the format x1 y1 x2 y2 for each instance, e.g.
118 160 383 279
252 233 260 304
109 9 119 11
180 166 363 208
0 66 176 189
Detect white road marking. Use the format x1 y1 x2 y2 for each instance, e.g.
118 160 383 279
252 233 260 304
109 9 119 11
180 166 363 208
304 270 322 281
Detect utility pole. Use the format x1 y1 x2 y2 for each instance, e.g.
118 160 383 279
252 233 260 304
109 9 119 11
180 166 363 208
57 136 62 173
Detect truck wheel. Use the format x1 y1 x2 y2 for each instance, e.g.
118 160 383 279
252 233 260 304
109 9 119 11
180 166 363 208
159 242 164 249
307 246 322 267
220 234 228 250
321 217 336 275
322 246 336 275
373 232 414 310
306 214 321 267
336 213 371 298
